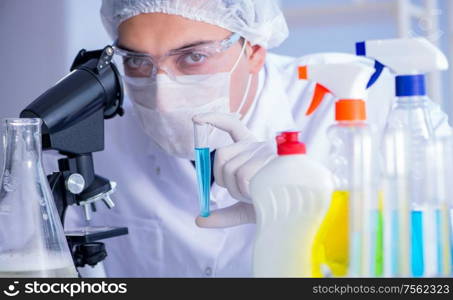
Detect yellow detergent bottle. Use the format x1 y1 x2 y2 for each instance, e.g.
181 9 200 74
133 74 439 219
312 190 349 277
311 191 384 277
300 63 379 277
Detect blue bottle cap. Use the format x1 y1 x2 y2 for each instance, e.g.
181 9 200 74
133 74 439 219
395 75 426 96
355 41 366 56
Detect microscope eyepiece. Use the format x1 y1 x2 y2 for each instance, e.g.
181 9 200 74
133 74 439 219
20 46 124 154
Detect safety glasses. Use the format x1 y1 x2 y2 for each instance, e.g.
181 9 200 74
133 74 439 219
113 33 242 84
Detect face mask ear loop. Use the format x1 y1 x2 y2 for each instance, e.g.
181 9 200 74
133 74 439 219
228 39 252 117
235 74 253 116
230 38 247 74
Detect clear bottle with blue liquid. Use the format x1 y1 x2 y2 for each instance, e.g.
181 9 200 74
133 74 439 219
382 75 434 277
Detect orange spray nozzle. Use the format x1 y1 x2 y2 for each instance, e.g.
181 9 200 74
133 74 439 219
298 66 331 116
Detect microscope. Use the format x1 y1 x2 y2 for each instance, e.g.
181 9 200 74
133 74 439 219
20 46 128 271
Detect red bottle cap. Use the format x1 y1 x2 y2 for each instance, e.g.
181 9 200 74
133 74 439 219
276 131 306 155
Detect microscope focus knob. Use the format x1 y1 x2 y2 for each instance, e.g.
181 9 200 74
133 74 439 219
66 173 86 195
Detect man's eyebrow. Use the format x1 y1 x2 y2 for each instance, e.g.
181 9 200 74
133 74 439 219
115 43 148 54
116 39 215 54
173 40 214 51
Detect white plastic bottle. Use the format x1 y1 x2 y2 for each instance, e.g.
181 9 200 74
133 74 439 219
250 131 334 277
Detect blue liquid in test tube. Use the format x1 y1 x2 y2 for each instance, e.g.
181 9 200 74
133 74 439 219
194 123 211 217
195 147 211 217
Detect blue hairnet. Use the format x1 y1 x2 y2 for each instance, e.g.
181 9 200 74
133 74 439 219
100 0 289 49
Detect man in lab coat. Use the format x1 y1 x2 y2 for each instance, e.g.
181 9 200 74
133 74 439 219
64 0 450 277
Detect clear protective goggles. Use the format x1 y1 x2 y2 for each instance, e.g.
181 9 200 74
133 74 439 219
112 33 242 84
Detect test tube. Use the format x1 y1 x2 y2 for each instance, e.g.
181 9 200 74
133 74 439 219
194 123 211 217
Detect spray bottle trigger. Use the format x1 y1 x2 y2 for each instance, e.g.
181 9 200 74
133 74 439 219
298 66 332 116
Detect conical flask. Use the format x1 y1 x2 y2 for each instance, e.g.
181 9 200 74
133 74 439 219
0 118 77 277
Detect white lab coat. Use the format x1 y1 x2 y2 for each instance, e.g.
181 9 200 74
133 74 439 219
60 52 450 277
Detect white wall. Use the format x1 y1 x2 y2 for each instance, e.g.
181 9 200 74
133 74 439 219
0 0 67 118
64 0 110 59
0 0 109 119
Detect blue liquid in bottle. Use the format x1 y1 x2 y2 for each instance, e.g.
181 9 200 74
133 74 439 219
434 207 453 276
411 210 424 277
195 147 211 217
391 210 400 276
435 209 442 275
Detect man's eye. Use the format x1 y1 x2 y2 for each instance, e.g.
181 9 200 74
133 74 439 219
125 57 149 68
183 53 207 65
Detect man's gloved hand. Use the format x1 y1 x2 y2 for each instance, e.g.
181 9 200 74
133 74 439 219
192 112 276 228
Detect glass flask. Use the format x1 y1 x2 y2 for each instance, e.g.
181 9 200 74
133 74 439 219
0 118 77 277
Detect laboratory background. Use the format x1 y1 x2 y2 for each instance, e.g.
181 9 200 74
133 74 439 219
1 0 452 122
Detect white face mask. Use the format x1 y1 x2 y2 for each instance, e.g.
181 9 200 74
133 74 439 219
125 41 252 160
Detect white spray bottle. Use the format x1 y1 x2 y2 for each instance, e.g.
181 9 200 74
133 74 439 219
299 63 380 277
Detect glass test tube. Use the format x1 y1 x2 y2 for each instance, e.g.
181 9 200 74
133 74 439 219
194 123 211 217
